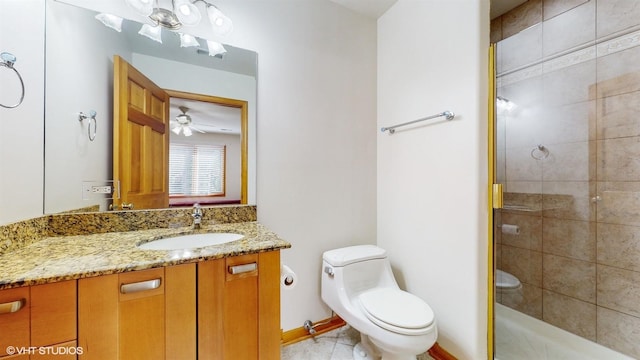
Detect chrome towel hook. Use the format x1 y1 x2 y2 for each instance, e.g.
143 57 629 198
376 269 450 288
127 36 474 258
79 110 98 141
0 52 25 109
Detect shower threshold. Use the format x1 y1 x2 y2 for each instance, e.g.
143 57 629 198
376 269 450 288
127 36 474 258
495 303 634 360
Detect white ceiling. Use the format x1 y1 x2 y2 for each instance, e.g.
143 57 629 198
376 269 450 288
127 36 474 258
170 99 241 135
329 0 527 20
329 0 397 19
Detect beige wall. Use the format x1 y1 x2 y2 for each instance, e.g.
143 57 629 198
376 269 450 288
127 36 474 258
0 0 45 224
226 0 378 332
378 0 490 358
495 0 640 357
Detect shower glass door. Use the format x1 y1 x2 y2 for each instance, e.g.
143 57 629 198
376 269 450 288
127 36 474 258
492 1 640 358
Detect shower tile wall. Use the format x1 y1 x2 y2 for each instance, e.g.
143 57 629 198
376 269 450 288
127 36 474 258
493 0 640 358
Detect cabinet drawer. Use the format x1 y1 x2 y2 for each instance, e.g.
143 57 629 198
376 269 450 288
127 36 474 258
0 287 29 357
118 268 164 301
226 253 259 281
31 281 77 347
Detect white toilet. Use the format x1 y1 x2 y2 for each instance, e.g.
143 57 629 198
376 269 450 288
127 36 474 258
321 245 437 360
496 269 523 304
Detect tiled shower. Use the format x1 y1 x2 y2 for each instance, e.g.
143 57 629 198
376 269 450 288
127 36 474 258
492 0 640 358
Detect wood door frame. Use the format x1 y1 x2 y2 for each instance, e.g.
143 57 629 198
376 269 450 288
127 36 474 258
165 89 248 205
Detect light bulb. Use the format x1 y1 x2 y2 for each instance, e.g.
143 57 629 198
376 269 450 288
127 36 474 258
206 5 233 36
125 0 154 16
183 127 193 136
175 0 201 26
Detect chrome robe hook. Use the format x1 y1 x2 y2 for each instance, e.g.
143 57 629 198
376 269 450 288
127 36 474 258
0 52 25 109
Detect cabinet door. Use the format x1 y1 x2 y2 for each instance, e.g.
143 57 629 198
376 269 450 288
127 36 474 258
78 274 118 360
258 251 281 360
165 264 196 360
30 340 78 360
0 287 29 357
224 254 259 360
0 354 29 360
198 254 259 360
79 265 196 360
31 280 77 347
118 268 165 360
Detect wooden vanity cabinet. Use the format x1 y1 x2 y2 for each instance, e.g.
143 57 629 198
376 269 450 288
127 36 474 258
0 287 30 358
78 250 281 360
198 250 281 360
0 280 77 360
78 264 196 360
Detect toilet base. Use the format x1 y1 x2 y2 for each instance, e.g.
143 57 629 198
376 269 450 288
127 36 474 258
353 343 378 360
353 339 419 360
353 334 381 360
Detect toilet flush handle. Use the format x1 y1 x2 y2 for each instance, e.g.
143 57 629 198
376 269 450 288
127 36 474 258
324 266 334 277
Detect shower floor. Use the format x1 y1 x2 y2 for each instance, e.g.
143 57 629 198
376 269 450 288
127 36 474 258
495 303 634 360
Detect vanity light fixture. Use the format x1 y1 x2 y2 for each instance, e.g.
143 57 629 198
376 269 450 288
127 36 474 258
125 0 232 34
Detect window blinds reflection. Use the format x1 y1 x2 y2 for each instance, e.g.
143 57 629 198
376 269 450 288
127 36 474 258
169 144 226 196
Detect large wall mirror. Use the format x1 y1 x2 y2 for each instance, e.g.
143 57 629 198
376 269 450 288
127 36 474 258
44 0 257 214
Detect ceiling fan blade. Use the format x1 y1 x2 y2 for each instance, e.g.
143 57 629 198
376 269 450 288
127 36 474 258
190 124 206 133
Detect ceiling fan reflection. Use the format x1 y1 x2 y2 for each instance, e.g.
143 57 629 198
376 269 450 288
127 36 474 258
171 105 206 136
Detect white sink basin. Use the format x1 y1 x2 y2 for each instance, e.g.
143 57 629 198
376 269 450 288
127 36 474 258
138 233 244 250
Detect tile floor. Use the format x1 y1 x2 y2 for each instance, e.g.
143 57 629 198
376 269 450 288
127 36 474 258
281 325 435 360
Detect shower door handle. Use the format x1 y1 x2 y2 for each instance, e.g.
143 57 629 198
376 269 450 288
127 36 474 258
492 184 503 209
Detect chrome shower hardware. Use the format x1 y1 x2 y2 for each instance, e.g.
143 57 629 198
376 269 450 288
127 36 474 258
530 144 549 160
0 52 25 109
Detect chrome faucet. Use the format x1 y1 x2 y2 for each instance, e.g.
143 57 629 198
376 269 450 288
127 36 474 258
192 203 203 229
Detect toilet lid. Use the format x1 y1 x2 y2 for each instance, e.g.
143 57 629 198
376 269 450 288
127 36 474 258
359 288 434 335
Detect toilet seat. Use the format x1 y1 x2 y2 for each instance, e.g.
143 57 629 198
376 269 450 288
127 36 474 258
358 288 434 336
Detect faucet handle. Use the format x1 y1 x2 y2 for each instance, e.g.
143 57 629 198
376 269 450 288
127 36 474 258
192 203 203 223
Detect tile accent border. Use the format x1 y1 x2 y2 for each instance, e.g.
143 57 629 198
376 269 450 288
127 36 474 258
498 26 640 83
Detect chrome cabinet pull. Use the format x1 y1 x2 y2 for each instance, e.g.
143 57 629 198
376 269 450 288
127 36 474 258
228 263 257 275
0 299 25 314
120 279 161 294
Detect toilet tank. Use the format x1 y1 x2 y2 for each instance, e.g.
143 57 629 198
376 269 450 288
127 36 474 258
323 245 397 296
323 245 387 266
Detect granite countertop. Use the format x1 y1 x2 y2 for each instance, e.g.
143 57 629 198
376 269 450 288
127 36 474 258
0 221 290 289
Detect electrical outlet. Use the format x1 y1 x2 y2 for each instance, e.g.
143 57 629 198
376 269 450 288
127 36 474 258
91 186 113 194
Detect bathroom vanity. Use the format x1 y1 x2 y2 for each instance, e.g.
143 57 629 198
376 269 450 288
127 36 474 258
78 251 280 360
0 206 290 360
